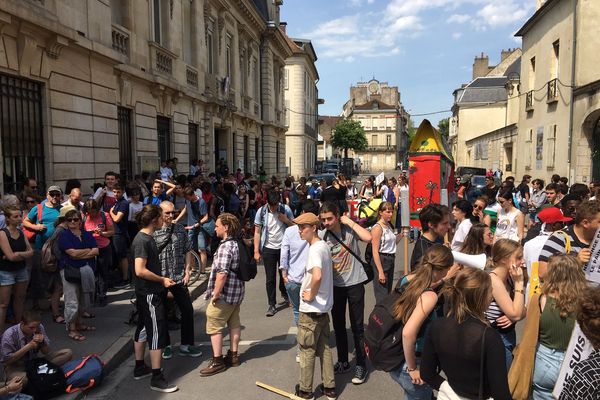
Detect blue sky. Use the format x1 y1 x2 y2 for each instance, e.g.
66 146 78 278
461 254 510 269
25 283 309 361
280 0 535 126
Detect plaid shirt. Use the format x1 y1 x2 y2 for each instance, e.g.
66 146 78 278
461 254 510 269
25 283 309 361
1 323 50 364
205 238 244 304
153 223 192 284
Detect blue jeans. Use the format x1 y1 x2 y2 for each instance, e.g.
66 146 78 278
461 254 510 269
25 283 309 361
532 343 564 400
285 281 301 326
389 361 432 400
499 329 516 370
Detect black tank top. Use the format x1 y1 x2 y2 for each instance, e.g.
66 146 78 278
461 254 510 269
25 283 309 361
0 228 27 271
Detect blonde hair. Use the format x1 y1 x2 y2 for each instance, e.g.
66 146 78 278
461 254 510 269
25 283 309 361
393 244 454 323
217 212 240 238
485 238 521 271
442 267 492 324
543 254 588 317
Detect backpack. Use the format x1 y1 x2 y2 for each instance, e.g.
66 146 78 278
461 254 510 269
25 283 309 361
62 354 104 393
41 228 62 273
225 237 257 281
288 189 299 211
25 357 67 399
23 203 43 241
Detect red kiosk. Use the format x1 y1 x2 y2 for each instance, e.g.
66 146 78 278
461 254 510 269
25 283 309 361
408 119 455 228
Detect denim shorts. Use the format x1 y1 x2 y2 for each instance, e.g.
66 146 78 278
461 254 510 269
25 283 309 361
389 361 432 400
188 229 208 251
0 268 29 286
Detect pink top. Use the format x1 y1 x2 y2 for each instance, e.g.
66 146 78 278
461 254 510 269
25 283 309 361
84 212 112 249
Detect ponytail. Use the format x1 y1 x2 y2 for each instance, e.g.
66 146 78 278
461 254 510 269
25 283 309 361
442 267 492 324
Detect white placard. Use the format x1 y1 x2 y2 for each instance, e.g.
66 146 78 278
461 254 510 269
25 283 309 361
375 172 385 186
553 323 594 398
584 228 600 285
400 188 410 228
440 189 448 207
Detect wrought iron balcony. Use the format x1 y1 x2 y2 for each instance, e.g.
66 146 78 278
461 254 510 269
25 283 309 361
525 91 534 112
547 78 558 103
362 145 396 152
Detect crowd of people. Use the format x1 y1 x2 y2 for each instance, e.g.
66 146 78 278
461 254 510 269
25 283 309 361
0 160 598 399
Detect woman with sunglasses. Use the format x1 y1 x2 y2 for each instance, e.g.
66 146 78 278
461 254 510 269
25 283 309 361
494 189 525 243
82 199 114 305
0 206 34 332
57 209 98 341
472 196 490 225
460 223 494 257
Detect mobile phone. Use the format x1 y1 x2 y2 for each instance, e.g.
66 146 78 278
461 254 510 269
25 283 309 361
97 223 106 230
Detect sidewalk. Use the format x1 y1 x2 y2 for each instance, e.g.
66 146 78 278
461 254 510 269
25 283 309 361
39 275 208 399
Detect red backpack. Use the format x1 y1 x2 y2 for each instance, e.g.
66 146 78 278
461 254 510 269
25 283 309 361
23 204 43 241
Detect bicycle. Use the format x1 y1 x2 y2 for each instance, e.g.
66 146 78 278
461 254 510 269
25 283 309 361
187 251 202 286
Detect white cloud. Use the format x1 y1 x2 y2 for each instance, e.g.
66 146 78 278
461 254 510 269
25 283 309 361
302 0 532 61
448 14 470 24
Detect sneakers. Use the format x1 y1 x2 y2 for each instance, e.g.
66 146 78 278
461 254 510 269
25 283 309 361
199 356 227 377
224 350 240 367
351 365 367 385
133 364 152 380
162 345 173 360
113 280 131 290
294 384 315 400
179 345 203 358
276 299 290 308
333 361 351 374
266 305 277 317
150 373 178 393
322 386 338 400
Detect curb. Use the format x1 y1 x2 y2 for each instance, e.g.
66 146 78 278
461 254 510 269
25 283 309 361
65 276 209 399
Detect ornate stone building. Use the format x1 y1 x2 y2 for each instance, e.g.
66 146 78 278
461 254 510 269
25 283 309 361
342 79 408 173
283 31 318 178
0 0 292 193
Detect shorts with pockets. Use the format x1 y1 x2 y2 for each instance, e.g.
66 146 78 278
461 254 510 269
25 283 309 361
205 300 241 335
134 292 169 350
0 268 29 286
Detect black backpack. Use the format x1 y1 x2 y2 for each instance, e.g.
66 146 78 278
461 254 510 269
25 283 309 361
364 289 406 372
224 237 257 282
25 357 67 399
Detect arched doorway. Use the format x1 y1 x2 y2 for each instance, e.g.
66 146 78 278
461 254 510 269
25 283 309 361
593 118 600 182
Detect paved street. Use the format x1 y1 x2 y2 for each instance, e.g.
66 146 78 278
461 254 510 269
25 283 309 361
84 240 412 400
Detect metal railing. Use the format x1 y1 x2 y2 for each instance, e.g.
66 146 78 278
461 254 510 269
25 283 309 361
525 91 534 111
547 78 558 102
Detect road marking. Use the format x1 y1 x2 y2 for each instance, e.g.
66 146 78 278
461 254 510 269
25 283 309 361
197 326 297 347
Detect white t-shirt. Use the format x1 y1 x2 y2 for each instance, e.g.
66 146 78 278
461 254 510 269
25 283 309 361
523 231 550 301
299 240 333 314
451 219 473 251
495 208 521 241
265 209 286 249
160 166 173 181
128 201 143 222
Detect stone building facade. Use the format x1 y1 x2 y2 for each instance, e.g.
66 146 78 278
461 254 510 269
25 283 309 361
0 0 292 193
283 33 318 177
341 79 408 173
515 0 600 184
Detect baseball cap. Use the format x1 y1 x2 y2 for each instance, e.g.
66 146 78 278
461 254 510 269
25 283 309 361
293 212 320 226
48 185 63 194
538 207 572 223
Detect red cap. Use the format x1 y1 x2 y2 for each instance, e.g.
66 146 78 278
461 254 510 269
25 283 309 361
538 207 572 223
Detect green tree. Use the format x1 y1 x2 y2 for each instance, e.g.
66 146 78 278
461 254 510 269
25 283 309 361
331 118 368 158
438 118 449 138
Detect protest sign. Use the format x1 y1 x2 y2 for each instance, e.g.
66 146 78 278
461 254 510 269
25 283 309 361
553 323 594 398
374 172 384 186
584 228 600 285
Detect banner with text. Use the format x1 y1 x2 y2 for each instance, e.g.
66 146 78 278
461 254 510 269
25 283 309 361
553 323 594 398
584 228 600 285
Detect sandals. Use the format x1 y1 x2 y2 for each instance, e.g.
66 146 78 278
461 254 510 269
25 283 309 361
81 312 95 319
77 325 96 332
53 315 66 324
68 331 86 341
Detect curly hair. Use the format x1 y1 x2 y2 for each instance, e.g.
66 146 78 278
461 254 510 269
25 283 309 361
543 254 588 318
577 286 600 349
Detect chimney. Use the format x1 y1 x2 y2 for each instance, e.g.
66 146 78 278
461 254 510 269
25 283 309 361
472 52 490 79
501 48 512 62
279 22 287 33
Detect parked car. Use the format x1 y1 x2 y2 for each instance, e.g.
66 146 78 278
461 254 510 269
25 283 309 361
456 166 487 177
323 162 340 174
471 175 487 189
308 173 336 186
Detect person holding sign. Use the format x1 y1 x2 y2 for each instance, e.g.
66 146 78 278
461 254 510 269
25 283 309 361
558 286 600 400
532 254 588 399
538 200 600 277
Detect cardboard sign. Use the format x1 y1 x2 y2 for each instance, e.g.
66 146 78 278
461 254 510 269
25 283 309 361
553 323 594 398
375 172 385 186
584 228 600 285
400 188 410 228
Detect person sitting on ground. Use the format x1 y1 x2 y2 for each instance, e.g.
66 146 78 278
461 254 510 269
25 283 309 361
0 310 73 386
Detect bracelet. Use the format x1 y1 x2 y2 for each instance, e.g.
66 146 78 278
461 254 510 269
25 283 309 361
407 366 418 372
514 289 524 294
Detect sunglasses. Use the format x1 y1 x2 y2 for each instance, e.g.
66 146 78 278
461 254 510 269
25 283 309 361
49 192 62 197
30 186 38 189
26 200 36 204
163 211 176 215
473 205 483 210
66 218 81 222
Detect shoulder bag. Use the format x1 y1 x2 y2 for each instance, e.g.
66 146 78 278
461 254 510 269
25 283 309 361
326 229 374 284
508 293 541 400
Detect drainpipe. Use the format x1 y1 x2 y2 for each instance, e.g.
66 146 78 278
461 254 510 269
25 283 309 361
567 0 578 181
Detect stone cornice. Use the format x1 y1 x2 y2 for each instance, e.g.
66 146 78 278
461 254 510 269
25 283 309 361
233 0 266 32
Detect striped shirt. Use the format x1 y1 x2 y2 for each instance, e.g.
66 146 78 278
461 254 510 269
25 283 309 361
538 225 589 263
